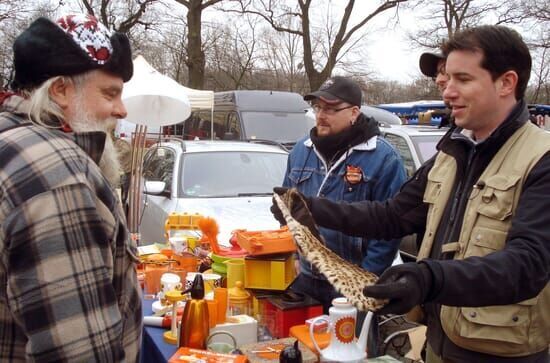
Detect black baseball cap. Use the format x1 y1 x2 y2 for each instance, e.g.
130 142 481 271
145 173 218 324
419 51 445 78
304 76 362 107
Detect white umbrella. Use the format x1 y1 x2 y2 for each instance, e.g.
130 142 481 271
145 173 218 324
122 55 191 126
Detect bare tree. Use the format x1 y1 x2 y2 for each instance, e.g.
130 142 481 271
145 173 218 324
78 0 164 33
0 0 59 88
206 16 259 90
518 0 549 49
256 15 308 92
528 46 550 104
223 0 407 91
159 18 189 83
407 0 549 103
172 0 223 89
0 0 21 23
408 0 505 49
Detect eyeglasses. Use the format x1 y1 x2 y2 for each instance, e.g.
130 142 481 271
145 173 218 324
312 104 355 115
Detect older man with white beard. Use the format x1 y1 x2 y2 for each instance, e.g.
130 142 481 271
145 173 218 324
0 13 141 362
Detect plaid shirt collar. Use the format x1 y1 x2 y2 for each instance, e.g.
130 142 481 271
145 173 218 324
2 94 106 164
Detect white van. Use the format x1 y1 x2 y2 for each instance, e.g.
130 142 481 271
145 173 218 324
164 90 314 150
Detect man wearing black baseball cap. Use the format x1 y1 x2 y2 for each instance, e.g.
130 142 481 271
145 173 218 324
419 51 448 94
304 76 362 108
276 76 407 356
420 51 452 127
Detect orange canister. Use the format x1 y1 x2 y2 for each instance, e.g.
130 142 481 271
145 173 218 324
144 254 170 295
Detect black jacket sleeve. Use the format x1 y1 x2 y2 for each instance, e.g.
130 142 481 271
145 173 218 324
426 152 550 306
308 157 435 240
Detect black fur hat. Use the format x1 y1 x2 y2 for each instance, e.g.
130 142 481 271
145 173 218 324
11 13 133 91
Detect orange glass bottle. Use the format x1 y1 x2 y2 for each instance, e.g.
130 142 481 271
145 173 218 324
179 274 209 349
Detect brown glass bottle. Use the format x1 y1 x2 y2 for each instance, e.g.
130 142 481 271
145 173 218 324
179 274 209 349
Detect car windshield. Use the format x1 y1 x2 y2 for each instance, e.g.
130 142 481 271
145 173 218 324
241 111 315 142
410 135 442 163
179 151 287 198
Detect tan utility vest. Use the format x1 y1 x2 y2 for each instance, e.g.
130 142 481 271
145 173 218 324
418 121 550 357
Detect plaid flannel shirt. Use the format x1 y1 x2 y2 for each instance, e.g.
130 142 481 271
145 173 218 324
0 97 142 362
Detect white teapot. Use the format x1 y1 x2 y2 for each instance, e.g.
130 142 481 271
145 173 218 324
309 297 373 363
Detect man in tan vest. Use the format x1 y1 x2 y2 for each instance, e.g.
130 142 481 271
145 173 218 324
272 25 550 363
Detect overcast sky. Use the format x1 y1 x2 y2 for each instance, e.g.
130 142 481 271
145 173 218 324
348 2 426 83
54 1 426 83
363 24 423 82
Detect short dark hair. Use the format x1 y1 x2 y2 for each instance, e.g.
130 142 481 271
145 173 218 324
442 25 531 100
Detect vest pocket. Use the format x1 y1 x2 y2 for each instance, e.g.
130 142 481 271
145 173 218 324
424 166 446 204
441 296 538 356
464 226 507 258
423 179 442 204
477 174 521 220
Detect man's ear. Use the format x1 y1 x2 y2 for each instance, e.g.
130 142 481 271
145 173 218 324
498 70 518 98
351 105 361 120
48 77 72 110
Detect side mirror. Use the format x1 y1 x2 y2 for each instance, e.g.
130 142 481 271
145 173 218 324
144 181 168 196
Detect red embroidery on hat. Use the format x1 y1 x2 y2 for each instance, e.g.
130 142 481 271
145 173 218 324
87 46 111 61
56 14 113 64
82 18 98 31
64 15 78 32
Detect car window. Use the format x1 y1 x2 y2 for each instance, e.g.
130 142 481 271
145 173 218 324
184 114 203 139
179 151 287 197
226 112 241 139
410 135 442 163
189 111 233 140
383 134 416 177
240 111 314 142
142 147 176 191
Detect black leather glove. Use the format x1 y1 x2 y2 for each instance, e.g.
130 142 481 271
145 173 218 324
363 262 433 315
271 187 322 241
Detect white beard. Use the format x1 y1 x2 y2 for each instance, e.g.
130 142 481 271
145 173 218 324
68 98 122 188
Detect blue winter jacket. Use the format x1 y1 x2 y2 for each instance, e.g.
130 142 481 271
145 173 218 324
283 133 406 277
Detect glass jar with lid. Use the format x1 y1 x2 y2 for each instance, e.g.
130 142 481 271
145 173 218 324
227 281 251 316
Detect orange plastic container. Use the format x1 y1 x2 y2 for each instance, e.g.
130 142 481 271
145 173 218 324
164 212 203 241
235 226 295 256
289 324 330 356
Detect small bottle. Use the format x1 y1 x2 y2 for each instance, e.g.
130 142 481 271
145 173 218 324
179 274 209 349
279 339 303 363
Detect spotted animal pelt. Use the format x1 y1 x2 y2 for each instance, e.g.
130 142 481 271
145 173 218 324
274 189 386 312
